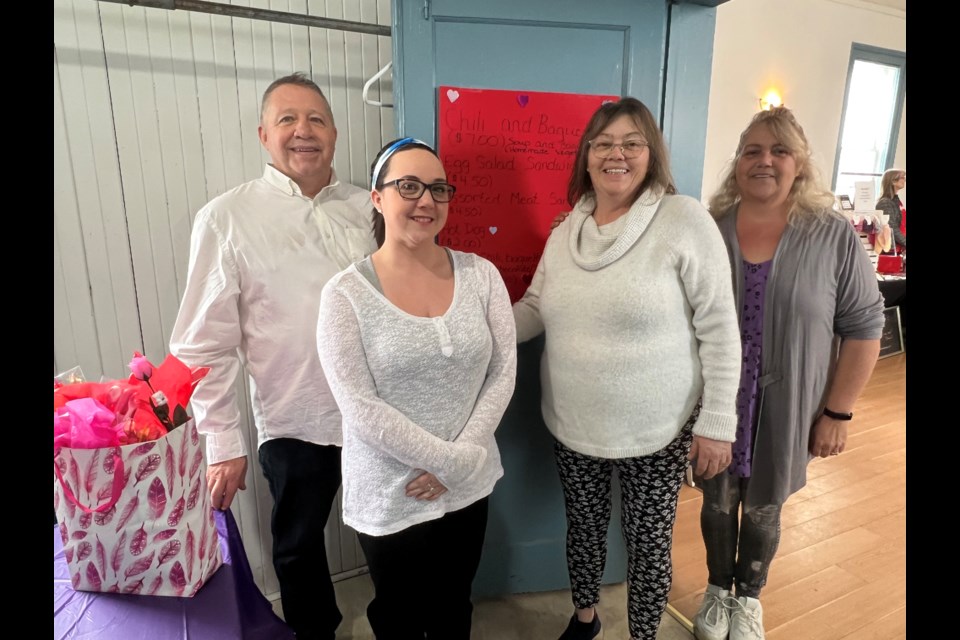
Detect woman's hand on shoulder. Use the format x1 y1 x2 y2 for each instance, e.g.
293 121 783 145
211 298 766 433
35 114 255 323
688 435 732 480
550 211 571 231
405 470 448 501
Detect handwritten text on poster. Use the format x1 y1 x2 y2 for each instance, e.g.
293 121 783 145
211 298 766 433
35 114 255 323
437 86 617 302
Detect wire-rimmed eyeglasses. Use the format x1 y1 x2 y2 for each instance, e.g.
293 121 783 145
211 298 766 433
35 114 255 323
587 138 649 159
382 178 457 202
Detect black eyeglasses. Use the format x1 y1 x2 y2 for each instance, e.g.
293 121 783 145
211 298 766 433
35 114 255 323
382 178 457 203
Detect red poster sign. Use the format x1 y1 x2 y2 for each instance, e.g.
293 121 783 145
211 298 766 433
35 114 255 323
437 86 618 302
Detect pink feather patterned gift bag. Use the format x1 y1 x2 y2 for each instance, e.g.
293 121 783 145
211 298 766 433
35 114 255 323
53 419 223 596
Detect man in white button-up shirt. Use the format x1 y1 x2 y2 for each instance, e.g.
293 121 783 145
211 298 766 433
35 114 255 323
170 73 376 640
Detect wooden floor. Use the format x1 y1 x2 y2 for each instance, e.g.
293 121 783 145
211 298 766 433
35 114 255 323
667 353 907 639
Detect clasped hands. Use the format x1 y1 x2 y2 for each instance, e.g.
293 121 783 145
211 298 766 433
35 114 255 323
406 471 448 501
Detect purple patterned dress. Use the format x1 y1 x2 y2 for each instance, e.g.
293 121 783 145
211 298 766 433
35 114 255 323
730 259 772 477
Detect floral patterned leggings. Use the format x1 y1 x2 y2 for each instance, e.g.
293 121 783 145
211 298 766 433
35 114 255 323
554 412 695 640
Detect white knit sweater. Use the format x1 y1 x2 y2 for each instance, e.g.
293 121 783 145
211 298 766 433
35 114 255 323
513 191 741 458
318 250 517 536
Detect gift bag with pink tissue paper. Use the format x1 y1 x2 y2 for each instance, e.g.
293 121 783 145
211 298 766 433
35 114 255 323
53 353 221 597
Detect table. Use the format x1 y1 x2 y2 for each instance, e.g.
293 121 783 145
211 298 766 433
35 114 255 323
54 509 295 640
878 278 906 333
878 277 906 308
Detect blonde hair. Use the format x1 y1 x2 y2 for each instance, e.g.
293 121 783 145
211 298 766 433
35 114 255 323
708 107 836 222
880 168 905 199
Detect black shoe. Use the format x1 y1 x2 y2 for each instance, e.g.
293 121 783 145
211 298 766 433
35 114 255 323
558 611 601 640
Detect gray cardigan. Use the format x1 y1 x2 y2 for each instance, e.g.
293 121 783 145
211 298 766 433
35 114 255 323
716 207 884 505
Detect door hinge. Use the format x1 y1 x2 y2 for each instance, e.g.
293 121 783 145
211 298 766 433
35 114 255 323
421 0 431 20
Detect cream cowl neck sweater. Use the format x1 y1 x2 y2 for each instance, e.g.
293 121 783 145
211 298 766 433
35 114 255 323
513 190 741 458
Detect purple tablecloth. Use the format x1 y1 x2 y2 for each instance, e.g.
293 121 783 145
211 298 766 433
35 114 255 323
54 509 295 640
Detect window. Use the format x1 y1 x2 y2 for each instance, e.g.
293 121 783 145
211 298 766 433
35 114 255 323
832 44 906 205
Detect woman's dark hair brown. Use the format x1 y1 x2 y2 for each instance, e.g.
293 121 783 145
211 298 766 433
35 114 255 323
880 168 905 200
566 97 676 207
369 138 440 247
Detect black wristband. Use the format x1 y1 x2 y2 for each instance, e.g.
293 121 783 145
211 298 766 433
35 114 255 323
822 407 853 421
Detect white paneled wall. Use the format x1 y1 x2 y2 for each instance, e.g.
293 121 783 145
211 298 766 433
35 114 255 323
53 0 395 598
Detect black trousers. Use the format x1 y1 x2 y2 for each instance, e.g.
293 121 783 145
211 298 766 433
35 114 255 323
259 438 343 640
356 498 490 640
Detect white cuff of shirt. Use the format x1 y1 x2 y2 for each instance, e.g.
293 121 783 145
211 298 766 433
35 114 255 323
204 428 249 465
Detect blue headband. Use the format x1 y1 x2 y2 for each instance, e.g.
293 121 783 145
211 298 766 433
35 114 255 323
371 137 431 188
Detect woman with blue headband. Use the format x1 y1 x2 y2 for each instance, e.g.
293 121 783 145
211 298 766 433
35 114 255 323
317 137 517 639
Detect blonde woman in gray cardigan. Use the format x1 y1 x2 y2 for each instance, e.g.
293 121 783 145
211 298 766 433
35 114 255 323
513 98 742 640
692 108 885 640
318 138 517 640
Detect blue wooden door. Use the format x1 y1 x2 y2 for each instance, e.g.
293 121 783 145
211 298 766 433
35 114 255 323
392 0 718 596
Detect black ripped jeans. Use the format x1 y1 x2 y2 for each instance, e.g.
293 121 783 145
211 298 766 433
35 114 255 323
697 473 782 599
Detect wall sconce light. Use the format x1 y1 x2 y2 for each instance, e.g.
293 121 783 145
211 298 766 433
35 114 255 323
759 90 783 111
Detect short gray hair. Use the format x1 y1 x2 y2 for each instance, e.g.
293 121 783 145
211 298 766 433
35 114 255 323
260 73 329 123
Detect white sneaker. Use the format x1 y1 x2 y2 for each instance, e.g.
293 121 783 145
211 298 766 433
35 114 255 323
728 595 765 640
693 584 731 640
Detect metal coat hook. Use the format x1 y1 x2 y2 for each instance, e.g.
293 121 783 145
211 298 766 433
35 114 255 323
363 61 394 108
